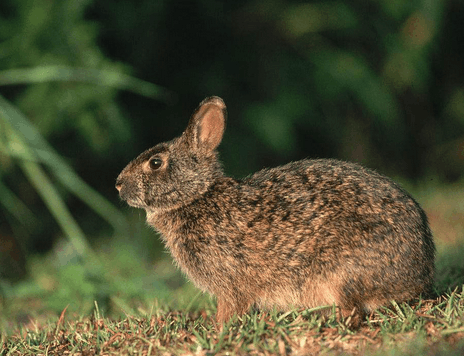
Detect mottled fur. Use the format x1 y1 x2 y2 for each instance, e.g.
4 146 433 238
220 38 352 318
116 96 435 325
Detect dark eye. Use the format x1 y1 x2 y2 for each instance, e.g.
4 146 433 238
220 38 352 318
149 158 163 170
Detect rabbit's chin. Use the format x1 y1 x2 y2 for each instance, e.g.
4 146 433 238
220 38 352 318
126 201 148 210
118 197 143 209
122 192 176 211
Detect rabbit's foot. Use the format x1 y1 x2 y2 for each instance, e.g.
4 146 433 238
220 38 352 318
339 306 365 329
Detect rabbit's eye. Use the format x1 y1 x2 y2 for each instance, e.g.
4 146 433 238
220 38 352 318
149 158 163 170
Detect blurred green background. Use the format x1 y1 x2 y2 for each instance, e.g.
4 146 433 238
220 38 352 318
0 0 464 321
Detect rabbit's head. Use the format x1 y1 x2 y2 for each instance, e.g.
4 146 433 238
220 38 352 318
116 96 227 212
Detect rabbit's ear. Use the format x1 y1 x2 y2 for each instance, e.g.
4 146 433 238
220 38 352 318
183 96 227 152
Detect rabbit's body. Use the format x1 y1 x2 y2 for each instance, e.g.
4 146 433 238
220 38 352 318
116 97 435 325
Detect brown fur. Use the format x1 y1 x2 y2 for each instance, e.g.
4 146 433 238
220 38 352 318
116 96 435 325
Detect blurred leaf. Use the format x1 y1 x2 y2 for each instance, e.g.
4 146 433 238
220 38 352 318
444 89 464 124
0 94 129 237
0 66 175 102
315 50 402 127
309 49 407 155
246 103 296 155
281 1 358 37
0 111 90 258
0 94 131 271
0 179 37 226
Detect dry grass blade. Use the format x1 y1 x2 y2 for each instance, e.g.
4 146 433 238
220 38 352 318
54 305 69 336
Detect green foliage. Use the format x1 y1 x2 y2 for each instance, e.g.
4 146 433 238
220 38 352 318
1 236 175 319
0 0 127 145
0 94 128 250
0 0 176 316
0 0 172 255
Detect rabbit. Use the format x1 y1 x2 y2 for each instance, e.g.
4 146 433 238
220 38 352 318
115 96 435 326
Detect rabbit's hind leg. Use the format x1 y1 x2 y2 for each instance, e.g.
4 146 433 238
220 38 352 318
216 295 253 325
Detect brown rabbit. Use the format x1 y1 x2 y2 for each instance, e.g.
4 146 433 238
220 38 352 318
116 96 435 326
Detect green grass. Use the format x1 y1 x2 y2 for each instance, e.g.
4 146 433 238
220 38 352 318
1 291 464 355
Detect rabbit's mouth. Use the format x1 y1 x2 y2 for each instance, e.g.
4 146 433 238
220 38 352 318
116 188 147 209
122 196 147 209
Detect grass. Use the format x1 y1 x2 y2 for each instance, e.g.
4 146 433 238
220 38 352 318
1 291 464 355
1 181 463 355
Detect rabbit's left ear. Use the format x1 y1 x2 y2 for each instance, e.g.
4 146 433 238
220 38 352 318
183 96 227 152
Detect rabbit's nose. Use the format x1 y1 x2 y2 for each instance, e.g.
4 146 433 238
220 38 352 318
116 184 122 192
